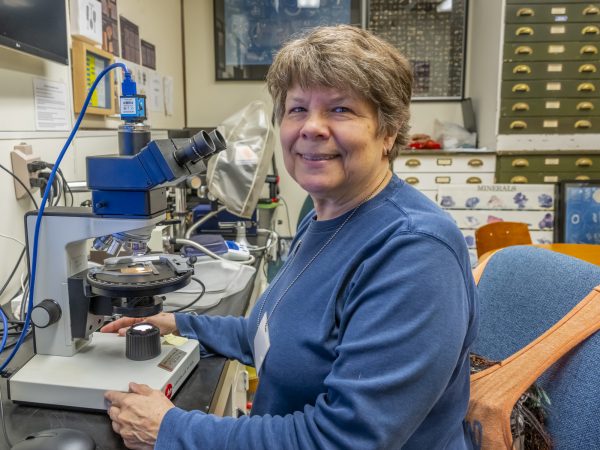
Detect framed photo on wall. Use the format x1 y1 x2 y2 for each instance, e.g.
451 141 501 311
71 37 116 115
213 0 362 81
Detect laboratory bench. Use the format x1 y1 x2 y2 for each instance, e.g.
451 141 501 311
0 254 264 450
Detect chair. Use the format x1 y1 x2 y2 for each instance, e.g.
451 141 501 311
474 221 532 258
472 245 600 449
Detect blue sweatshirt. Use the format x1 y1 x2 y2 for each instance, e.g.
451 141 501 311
157 175 478 449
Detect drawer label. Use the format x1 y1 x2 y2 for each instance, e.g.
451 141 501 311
551 7 566 15
543 120 559 128
435 176 451 184
550 25 566 34
548 45 565 54
545 101 560 109
544 175 559 183
544 158 560 165
554 15 568 22
436 158 452 166
546 82 562 91
547 63 563 72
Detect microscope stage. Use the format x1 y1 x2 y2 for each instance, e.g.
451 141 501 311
8 333 200 411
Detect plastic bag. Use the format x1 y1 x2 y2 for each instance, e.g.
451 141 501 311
433 119 477 149
206 101 274 218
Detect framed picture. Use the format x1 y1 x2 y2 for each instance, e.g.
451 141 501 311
71 37 116 115
367 0 468 100
213 0 362 81
555 180 600 244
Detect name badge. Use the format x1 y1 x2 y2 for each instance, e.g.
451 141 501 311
253 314 270 375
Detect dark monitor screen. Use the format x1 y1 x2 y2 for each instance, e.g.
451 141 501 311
555 181 600 244
0 0 68 65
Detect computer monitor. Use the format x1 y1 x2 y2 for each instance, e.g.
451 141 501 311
555 180 600 244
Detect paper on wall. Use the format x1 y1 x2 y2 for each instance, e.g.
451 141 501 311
33 78 70 131
163 76 174 116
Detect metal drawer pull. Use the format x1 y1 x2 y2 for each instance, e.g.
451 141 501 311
405 158 421 167
512 83 530 93
510 176 528 184
515 46 533 55
576 175 591 181
516 26 534 36
577 101 594 111
583 5 600 15
405 177 419 185
512 158 530 168
579 63 597 73
516 7 534 17
512 102 530 112
581 45 598 55
513 64 531 74
468 159 483 167
467 177 482 184
578 82 596 92
510 120 528 129
582 25 600 35
575 120 592 129
576 157 593 167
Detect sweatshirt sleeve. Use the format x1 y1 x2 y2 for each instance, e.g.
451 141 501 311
175 313 254 365
158 233 474 450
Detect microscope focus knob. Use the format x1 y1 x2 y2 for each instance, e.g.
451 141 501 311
126 323 161 361
31 299 62 328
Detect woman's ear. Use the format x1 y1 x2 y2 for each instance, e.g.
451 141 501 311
383 134 397 154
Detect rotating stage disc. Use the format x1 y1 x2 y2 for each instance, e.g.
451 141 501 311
87 256 193 298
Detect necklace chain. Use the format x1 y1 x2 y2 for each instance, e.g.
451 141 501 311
256 172 390 330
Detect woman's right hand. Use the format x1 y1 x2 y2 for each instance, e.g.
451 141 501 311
100 312 178 337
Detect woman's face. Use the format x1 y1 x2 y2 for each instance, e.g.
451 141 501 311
280 84 394 210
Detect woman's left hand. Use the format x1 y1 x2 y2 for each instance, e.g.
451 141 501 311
105 382 174 449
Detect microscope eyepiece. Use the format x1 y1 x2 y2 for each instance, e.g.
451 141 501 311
172 130 215 166
208 129 227 152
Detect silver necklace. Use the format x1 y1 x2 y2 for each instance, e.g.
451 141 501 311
256 172 391 330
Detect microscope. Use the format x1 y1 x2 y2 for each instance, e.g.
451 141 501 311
8 117 226 410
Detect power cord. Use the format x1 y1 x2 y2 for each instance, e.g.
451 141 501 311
0 163 39 208
164 277 207 313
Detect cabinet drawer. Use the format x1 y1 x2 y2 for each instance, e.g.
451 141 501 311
498 154 600 172
506 4 600 23
436 183 555 210
394 154 496 173
496 171 600 183
503 61 600 80
504 42 599 61
500 99 600 117
505 23 600 42
396 172 495 190
448 210 554 231
499 117 600 133
501 80 599 98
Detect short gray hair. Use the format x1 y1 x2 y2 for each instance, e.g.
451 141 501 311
266 25 412 161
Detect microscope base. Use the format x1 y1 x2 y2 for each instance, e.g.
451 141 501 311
8 333 200 411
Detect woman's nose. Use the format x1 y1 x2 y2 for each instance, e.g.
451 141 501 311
301 113 330 140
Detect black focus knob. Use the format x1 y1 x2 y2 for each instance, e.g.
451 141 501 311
31 299 61 328
126 323 161 361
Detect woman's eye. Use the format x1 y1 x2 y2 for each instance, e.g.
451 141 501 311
333 106 351 113
288 106 306 114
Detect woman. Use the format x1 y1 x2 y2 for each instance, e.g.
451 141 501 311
104 25 478 449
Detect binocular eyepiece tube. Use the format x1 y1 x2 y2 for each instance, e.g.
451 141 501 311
172 129 226 166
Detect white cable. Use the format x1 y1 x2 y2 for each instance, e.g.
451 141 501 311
184 205 227 239
0 234 25 247
175 238 256 265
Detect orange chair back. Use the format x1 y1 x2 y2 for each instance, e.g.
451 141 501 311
475 222 532 259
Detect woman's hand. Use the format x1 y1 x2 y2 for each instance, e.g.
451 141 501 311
100 312 178 336
106 382 174 449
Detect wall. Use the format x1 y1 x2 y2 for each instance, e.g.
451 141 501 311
183 0 465 232
0 0 184 303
